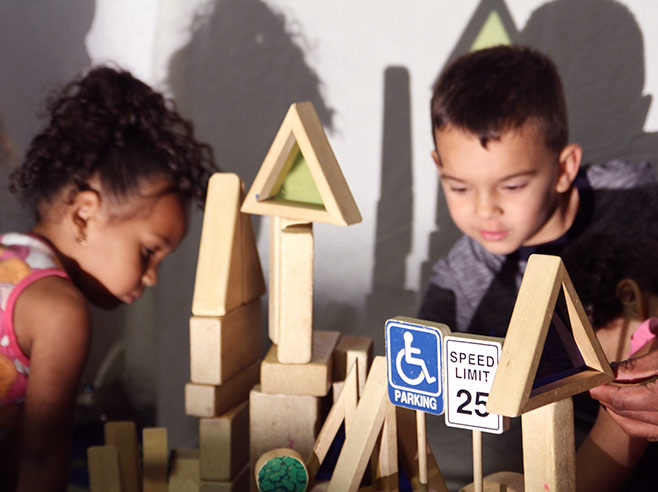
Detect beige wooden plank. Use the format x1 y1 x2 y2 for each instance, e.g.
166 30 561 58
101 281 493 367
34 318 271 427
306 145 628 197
522 398 575 492
328 356 389 492
189 299 262 385
373 402 398 491
143 427 168 492
185 360 259 418
333 335 373 396
169 449 200 492
199 400 249 482
87 445 121 492
104 421 141 492
261 330 340 396
268 216 281 344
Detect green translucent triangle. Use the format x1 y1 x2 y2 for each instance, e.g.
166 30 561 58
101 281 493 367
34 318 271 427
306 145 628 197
471 10 511 51
274 150 325 207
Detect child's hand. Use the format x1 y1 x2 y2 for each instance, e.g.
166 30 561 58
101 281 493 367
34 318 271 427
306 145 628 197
590 349 658 441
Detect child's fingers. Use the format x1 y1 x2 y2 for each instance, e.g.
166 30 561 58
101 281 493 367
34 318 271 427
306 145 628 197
612 350 658 382
602 406 658 442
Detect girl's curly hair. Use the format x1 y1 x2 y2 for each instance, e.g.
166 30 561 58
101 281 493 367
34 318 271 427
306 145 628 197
10 66 217 218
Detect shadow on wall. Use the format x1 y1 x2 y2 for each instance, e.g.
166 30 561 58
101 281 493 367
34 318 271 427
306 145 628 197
158 0 333 447
0 0 94 231
420 0 658 299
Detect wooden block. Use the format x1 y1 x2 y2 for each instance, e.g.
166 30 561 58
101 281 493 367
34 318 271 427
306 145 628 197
459 471 525 492
522 398 575 492
193 172 265 317
200 464 249 492
373 402 398 491
396 407 448 492
328 356 391 492
241 102 362 226
104 421 141 492
277 220 314 363
250 385 324 469
268 216 282 344
190 299 262 385
185 360 259 417
143 427 168 492
308 362 359 479
254 448 309 492
261 330 340 396
200 400 249 481
169 449 200 492
333 335 373 396
87 445 121 492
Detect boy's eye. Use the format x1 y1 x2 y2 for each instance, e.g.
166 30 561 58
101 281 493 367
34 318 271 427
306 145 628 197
447 184 470 194
501 182 527 192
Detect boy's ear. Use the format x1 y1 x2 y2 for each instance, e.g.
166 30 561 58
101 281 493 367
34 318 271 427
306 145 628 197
555 143 582 193
69 189 102 241
431 149 441 168
616 278 647 321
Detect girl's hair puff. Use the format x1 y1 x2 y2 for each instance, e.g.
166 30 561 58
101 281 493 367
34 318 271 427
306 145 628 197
10 66 217 218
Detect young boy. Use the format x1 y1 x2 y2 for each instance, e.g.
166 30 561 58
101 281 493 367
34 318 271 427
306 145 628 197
418 45 658 337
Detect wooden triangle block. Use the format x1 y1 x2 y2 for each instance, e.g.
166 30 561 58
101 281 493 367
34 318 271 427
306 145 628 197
241 102 362 226
487 254 613 417
192 173 265 316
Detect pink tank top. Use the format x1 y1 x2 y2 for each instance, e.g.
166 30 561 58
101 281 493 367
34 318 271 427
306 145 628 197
0 233 69 408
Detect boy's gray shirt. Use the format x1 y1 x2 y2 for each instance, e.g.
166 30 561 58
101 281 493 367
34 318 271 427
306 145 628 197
418 159 658 336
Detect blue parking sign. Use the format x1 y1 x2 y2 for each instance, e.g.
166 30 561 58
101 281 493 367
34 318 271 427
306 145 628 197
385 317 449 415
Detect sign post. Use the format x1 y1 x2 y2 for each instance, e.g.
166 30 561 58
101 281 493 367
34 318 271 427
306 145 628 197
444 333 505 492
385 316 450 488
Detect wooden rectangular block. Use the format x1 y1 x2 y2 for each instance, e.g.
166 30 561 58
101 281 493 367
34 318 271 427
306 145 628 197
169 449 200 492
143 427 168 492
333 335 373 395
190 299 262 385
250 385 324 468
185 360 259 417
277 220 314 363
104 421 141 492
200 464 249 492
87 445 121 492
200 400 249 482
261 330 340 396
268 216 282 344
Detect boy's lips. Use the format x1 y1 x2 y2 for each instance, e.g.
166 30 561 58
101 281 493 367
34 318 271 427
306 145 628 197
479 229 508 241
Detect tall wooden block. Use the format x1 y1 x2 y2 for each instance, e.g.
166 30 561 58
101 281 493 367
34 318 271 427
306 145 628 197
104 421 141 492
333 335 373 395
192 173 265 317
185 360 259 417
277 220 314 363
87 445 121 492
250 385 325 469
190 299 262 385
200 464 249 492
169 449 200 492
200 400 249 482
143 427 168 492
261 330 340 396
522 399 575 492
268 216 282 344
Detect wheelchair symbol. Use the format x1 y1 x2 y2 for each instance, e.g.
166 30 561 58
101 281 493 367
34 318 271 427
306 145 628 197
395 331 437 386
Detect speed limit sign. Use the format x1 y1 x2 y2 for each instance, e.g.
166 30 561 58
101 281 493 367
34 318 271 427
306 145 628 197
444 334 505 434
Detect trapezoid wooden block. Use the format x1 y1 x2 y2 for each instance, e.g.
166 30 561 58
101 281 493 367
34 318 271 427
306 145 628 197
200 400 250 482
249 385 326 475
193 172 265 317
241 101 361 226
487 254 614 417
190 299 262 385
185 360 259 418
103 421 141 492
261 330 340 396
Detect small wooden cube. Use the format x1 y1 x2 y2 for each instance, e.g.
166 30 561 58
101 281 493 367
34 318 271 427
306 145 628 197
333 335 373 395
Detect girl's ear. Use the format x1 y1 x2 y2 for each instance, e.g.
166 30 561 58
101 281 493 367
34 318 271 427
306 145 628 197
616 278 647 321
555 143 582 193
69 189 101 244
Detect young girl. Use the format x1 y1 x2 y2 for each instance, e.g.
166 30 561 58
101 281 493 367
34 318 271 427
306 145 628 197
0 66 215 491
563 235 658 491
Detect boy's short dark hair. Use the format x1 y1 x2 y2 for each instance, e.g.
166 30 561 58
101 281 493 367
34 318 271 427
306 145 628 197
431 45 567 154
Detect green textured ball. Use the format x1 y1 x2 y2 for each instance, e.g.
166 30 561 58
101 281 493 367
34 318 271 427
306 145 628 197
257 455 308 492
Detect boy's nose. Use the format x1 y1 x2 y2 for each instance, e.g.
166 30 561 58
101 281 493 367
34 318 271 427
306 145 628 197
475 193 500 219
142 268 158 287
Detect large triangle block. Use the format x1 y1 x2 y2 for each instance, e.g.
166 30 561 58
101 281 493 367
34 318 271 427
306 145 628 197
192 173 265 317
487 254 613 417
241 102 361 226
